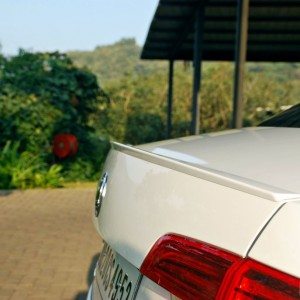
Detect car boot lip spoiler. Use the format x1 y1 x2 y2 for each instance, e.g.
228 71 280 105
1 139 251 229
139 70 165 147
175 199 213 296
112 142 300 203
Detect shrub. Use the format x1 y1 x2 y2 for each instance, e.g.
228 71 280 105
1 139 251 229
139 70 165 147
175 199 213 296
125 112 165 144
0 141 63 189
60 136 110 182
0 50 109 185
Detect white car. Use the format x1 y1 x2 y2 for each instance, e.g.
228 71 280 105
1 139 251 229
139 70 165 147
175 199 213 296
88 127 300 300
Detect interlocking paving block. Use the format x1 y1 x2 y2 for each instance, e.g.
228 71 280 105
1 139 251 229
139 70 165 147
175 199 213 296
0 188 102 300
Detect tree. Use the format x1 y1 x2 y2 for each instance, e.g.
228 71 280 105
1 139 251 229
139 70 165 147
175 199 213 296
0 50 109 182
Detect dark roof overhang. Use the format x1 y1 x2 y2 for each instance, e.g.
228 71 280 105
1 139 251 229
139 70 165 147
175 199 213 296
141 0 300 62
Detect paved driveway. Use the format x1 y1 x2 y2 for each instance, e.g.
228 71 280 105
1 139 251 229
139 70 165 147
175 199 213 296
0 188 102 300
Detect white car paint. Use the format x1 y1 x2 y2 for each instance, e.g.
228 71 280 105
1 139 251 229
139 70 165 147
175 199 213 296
249 200 300 278
91 127 300 299
94 149 282 268
138 127 300 196
135 277 171 300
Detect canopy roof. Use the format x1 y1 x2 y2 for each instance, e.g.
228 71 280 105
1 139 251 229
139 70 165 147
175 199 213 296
141 0 300 62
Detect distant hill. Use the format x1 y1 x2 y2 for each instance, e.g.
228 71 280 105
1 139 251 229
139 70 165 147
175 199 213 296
68 38 300 97
68 38 167 86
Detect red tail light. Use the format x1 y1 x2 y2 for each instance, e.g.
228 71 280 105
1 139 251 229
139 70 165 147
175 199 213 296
140 234 242 299
140 234 300 300
218 258 300 300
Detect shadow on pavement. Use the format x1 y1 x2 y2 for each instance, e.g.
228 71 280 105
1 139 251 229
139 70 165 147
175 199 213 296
74 252 99 300
0 190 14 196
74 292 88 300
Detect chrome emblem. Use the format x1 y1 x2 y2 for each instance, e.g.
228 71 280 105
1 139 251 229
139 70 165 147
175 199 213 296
95 172 108 217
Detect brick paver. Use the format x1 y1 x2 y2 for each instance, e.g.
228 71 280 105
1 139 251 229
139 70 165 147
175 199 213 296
0 188 102 300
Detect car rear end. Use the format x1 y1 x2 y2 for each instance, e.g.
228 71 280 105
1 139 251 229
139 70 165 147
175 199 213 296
88 130 300 299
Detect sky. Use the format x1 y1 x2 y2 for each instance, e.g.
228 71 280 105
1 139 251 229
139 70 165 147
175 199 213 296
0 0 158 55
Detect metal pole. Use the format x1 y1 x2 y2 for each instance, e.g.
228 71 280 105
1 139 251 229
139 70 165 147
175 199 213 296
167 60 174 138
191 4 205 135
232 0 249 128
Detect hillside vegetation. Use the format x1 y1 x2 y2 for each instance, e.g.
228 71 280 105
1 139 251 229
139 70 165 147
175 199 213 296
69 38 299 140
68 38 300 88
0 38 299 188
68 38 167 86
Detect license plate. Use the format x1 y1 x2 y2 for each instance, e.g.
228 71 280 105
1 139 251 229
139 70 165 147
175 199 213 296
96 242 141 300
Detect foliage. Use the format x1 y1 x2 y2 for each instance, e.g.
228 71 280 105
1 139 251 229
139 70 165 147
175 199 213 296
70 39 299 143
99 61 298 144
68 38 167 86
243 71 297 126
0 142 63 189
0 50 105 130
61 135 110 182
0 50 109 187
0 89 62 152
0 39 299 189
125 113 165 145
68 38 300 97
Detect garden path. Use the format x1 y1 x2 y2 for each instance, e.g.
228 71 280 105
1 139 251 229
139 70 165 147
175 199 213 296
0 188 101 300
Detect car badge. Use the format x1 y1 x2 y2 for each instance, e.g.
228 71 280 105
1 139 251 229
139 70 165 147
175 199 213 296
95 172 108 217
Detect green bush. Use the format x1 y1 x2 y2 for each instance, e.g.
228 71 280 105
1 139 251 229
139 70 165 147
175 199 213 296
102 62 298 143
60 136 110 182
0 142 63 189
125 112 165 144
1 44 298 189
0 89 62 152
0 50 109 186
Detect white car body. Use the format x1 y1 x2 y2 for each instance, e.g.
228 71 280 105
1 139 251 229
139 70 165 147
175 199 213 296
88 127 300 299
